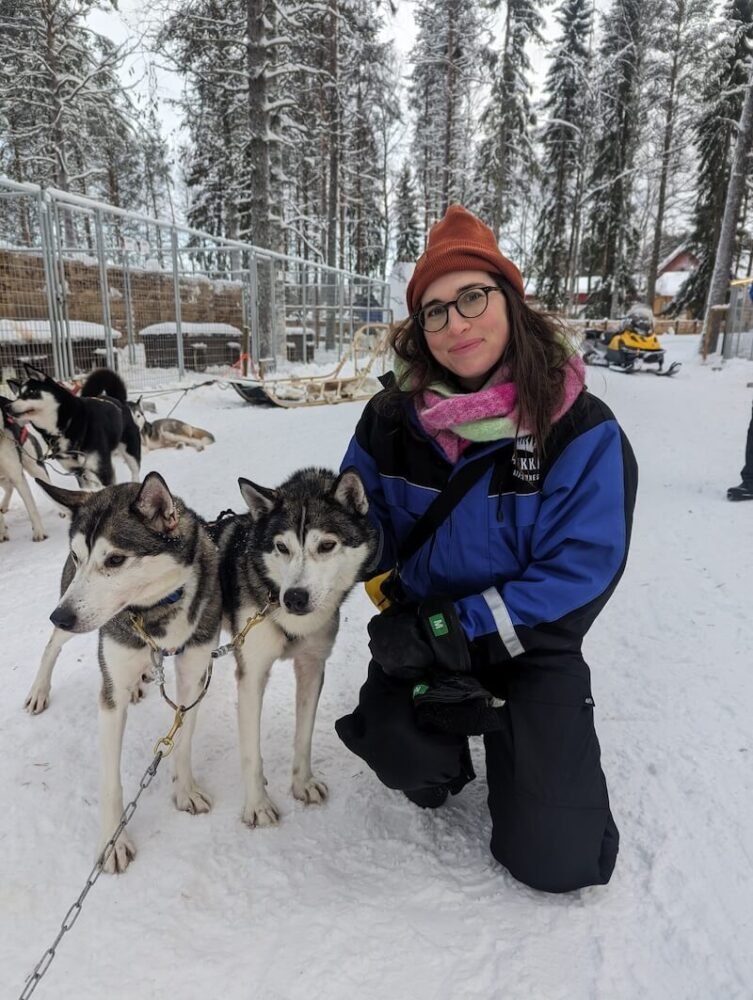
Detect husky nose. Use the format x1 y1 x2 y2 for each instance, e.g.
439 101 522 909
283 588 310 615
50 605 77 631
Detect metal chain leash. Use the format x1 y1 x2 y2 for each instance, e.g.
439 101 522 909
18 748 165 1000
17 598 276 999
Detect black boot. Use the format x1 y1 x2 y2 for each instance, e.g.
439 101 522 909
727 482 753 501
403 785 449 809
403 743 475 809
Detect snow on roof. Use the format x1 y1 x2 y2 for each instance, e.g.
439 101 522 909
656 242 692 275
0 319 112 343
655 270 692 298
140 322 243 337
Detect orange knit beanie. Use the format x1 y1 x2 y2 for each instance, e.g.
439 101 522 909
406 204 525 315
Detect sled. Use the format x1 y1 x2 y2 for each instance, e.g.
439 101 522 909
230 323 392 408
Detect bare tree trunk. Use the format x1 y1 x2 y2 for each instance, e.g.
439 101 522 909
646 11 683 308
246 0 272 355
325 0 339 350
703 60 753 351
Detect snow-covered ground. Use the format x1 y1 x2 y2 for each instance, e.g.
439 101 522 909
2 334 752 999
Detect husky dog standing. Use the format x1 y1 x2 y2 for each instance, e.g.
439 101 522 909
8 365 140 489
0 396 49 542
128 397 215 452
33 472 221 873
212 467 377 827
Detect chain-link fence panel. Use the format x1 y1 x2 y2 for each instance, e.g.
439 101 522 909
0 178 392 394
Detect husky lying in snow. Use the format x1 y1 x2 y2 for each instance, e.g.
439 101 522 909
8 365 141 489
211 467 377 827
128 397 215 452
36 472 221 873
0 395 49 542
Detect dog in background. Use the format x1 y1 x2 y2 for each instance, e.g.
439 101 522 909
35 472 221 873
211 467 377 827
128 397 215 452
8 365 140 489
0 395 49 542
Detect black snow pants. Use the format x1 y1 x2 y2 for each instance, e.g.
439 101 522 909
335 659 619 894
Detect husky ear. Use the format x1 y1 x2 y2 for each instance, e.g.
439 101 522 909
6 378 21 397
135 471 178 532
24 363 48 381
36 478 92 510
238 477 277 519
333 468 369 516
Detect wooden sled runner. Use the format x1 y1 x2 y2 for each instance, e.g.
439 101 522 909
231 323 392 408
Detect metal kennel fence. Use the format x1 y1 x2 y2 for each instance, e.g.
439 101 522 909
0 176 391 393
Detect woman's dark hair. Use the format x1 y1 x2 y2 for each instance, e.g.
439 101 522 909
379 274 573 450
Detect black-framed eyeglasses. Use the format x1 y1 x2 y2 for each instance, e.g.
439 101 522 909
415 285 501 334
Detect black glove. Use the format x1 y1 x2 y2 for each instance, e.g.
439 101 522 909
413 674 503 736
367 598 471 681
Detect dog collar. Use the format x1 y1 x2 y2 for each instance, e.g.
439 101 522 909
156 587 184 607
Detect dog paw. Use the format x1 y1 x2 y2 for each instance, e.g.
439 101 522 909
174 784 212 814
98 831 136 874
24 685 50 714
32 530 48 542
242 793 280 828
292 776 328 805
0 530 8 542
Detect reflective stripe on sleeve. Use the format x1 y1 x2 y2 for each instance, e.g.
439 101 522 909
482 587 525 658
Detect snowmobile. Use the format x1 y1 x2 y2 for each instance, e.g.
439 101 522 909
581 305 681 377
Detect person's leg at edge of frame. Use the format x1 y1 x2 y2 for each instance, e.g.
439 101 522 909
483 660 619 893
728 401 753 500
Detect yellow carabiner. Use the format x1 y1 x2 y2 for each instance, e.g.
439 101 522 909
153 708 184 757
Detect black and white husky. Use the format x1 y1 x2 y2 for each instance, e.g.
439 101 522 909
34 472 221 873
8 365 141 489
211 467 377 827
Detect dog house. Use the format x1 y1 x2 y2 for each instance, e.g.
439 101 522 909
140 322 244 370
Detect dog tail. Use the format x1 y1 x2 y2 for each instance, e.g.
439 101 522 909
81 368 127 402
189 426 215 445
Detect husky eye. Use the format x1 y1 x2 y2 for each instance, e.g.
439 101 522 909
275 541 289 555
104 553 126 569
318 540 337 554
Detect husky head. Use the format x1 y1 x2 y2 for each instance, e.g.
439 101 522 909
239 467 377 624
7 364 67 434
37 472 194 633
127 397 147 433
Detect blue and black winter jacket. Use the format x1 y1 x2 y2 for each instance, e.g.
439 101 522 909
341 387 638 669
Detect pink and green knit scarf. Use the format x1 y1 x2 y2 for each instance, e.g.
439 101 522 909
396 352 586 463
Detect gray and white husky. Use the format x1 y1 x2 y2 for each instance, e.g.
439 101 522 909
34 472 221 873
0 395 49 542
128 398 215 452
211 467 377 827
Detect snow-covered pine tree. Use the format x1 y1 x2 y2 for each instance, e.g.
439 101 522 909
0 0 142 242
338 1 399 279
395 163 422 261
671 0 753 318
584 0 654 318
472 0 542 248
408 0 483 232
530 0 593 312
643 0 708 308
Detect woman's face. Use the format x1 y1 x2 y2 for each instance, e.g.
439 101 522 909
418 270 510 389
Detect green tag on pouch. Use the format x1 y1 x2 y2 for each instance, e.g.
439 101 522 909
427 612 449 637
413 683 430 698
